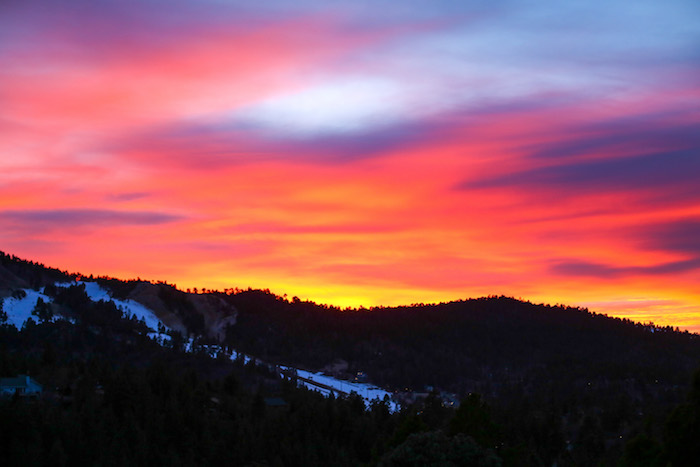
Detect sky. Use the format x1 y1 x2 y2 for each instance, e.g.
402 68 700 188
1 0 699 331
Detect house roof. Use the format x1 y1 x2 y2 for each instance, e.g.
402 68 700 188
264 397 288 407
0 375 42 389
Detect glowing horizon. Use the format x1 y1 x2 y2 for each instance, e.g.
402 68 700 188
1 1 699 331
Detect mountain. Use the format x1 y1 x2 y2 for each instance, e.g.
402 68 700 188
0 251 237 341
0 252 407 466
91 278 238 341
1 250 700 465
223 289 700 392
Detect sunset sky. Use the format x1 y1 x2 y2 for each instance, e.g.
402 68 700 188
2 0 699 330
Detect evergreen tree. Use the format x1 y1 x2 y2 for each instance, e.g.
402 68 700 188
663 370 700 466
0 297 7 323
32 297 53 323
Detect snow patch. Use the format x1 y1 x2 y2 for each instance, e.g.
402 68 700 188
2 289 52 329
55 281 167 332
282 367 397 411
228 350 252 364
147 332 172 345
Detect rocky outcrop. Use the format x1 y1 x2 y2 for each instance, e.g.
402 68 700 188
125 282 237 342
127 282 188 335
189 293 238 341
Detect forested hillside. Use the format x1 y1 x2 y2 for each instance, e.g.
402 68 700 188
2 251 700 465
224 289 700 392
220 289 700 464
0 301 413 465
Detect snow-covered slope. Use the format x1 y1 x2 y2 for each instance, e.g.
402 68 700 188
2 282 168 333
284 367 397 411
2 289 52 328
77 281 165 332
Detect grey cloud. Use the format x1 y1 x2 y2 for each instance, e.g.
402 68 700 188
551 257 700 278
0 209 183 227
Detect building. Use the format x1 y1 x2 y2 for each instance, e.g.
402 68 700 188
0 375 43 397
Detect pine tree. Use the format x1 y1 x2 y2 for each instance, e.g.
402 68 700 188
0 298 7 323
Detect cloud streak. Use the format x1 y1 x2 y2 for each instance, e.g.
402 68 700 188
551 258 700 279
0 209 182 228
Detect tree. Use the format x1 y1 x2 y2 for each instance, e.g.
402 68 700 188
619 433 663 467
573 415 605 465
223 372 239 395
663 370 700 466
381 431 502 467
48 439 68 467
32 297 53 323
449 394 499 448
389 413 427 448
12 289 27 299
0 298 7 323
